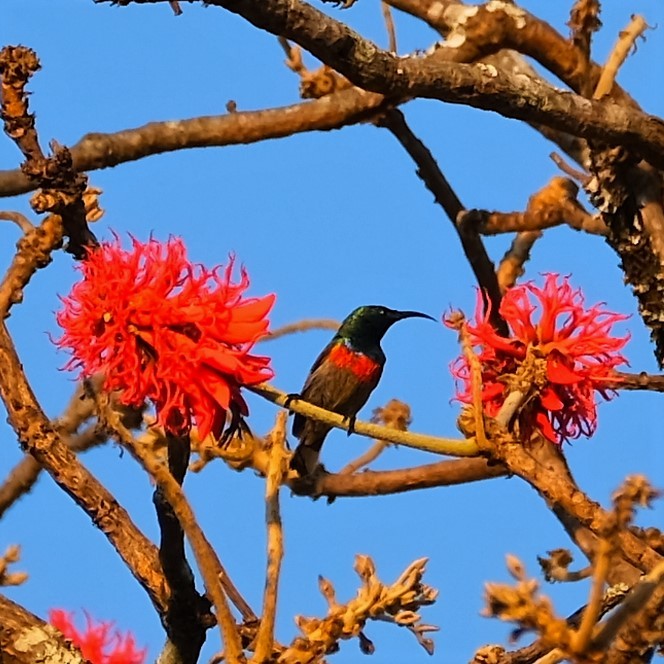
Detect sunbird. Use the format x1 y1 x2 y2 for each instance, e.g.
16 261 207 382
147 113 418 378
290 305 434 476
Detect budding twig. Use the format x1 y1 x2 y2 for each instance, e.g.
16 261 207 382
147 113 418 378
280 555 437 662
0 545 27 586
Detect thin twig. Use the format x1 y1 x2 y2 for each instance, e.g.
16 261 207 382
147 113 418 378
339 400 410 474
249 383 479 457
568 0 601 88
339 439 389 474
463 316 488 448
605 371 664 392
549 152 590 185
381 1 397 53
119 426 245 662
262 319 339 341
251 412 288 663
593 15 648 99
591 557 664 650
0 211 34 233
497 231 542 292
376 108 507 335
571 539 611 653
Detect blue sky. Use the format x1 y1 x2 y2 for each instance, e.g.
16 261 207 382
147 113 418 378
2 1 664 661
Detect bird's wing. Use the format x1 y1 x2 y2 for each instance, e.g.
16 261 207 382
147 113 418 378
292 339 339 438
292 341 383 438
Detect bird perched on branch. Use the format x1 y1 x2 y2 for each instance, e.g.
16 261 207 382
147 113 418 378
290 305 434 476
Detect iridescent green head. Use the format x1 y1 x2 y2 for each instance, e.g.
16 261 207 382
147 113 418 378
337 305 434 344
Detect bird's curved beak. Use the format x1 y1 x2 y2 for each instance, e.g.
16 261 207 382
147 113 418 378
394 310 436 322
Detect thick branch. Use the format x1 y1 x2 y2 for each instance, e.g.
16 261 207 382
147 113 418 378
0 376 107 518
0 322 169 615
491 438 662 581
0 88 387 198
123 0 664 170
154 433 209 664
0 594 86 664
315 457 506 497
121 429 245 662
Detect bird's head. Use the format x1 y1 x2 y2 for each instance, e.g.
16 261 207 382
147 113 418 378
338 305 435 343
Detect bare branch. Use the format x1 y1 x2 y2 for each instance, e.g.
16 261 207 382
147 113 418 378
497 231 542 293
594 15 649 100
381 1 398 53
317 457 506 497
112 420 245 661
376 108 507 335
249 382 480 457
0 46 96 258
251 412 288 663
0 594 87 664
262 319 339 341
568 0 602 87
0 88 388 198
0 322 169 615
461 177 606 237
98 2 664 171
0 211 34 233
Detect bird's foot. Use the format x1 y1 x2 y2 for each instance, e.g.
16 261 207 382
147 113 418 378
290 463 329 498
284 392 301 410
344 415 357 437
219 406 247 447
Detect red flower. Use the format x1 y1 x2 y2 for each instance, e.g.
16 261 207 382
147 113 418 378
449 274 628 444
56 236 275 440
49 610 146 664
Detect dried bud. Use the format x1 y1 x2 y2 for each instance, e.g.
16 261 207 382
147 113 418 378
506 554 526 581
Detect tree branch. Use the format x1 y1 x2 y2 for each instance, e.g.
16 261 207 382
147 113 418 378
377 108 507 334
0 593 86 664
316 457 506 497
0 321 169 615
120 0 664 170
249 382 480 457
0 88 388 198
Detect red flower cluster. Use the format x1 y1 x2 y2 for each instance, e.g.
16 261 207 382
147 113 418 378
449 274 628 444
49 610 146 664
56 236 275 440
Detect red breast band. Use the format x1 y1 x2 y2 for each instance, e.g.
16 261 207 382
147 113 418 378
328 343 380 380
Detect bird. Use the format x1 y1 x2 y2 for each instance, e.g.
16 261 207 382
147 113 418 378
290 305 434 476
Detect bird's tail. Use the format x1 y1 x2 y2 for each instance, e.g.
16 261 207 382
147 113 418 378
290 443 322 477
